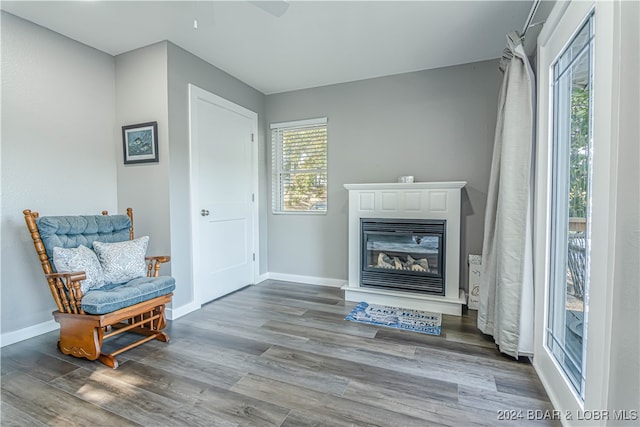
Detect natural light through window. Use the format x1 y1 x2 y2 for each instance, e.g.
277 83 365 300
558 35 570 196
271 118 328 214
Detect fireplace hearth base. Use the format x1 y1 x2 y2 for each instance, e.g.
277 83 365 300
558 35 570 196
343 286 467 316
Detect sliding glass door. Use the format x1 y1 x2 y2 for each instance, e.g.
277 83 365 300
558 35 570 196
536 0 623 417
547 13 594 401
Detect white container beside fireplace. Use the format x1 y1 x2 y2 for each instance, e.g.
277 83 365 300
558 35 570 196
343 181 467 316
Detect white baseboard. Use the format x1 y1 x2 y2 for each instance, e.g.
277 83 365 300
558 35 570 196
266 272 347 288
166 300 201 321
256 273 270 284
0 319 59 348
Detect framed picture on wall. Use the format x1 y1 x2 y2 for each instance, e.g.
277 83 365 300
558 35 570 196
122 121 159 164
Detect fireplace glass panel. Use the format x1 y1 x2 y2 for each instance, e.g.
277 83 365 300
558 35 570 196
360 219 446 295
365 233 440 276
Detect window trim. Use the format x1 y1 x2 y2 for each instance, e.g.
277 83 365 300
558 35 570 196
270 117 327 130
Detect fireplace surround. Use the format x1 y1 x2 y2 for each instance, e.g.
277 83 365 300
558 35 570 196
343 181 467 315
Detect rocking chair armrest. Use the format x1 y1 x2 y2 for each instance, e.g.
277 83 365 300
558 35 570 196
45 271 87 282
145 256 170 278
145 255 171 263
44 272 85 314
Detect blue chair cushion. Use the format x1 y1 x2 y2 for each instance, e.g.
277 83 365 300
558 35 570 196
81 276 175 315
36 215 131 270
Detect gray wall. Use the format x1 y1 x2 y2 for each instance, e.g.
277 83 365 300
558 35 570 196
115 42 171 268
166 42 266 308
265 60 502 290
1 12 117 334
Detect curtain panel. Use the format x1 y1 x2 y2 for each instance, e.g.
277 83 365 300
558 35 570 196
478 31 535 358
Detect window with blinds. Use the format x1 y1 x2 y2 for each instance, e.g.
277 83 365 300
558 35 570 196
271 117 327 213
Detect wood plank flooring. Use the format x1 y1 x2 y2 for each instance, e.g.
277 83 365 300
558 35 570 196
1 280 558 426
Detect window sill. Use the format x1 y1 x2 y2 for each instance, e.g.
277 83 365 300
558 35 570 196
271 211 327 216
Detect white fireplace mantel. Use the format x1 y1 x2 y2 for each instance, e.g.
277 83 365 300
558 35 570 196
343 181 467 316
343 181 467 191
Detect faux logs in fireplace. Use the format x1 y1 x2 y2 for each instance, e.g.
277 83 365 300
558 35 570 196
360 218 446 295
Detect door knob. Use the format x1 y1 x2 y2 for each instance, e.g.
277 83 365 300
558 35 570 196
200 209 210 216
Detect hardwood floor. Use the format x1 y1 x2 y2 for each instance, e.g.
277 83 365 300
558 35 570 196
1 280 558 426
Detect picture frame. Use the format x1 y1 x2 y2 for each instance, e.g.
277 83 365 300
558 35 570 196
122 121 159 164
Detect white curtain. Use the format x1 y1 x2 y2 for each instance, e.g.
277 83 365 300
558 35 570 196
478 32 535 358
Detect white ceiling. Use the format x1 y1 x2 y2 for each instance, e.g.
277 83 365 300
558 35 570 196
1 1 534 94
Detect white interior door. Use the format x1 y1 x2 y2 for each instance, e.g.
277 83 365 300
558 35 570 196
189 84 258 304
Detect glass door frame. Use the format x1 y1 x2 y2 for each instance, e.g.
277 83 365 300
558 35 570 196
547 12 594 400
533 0 620 418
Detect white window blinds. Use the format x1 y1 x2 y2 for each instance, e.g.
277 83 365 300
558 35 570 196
271 117 328 213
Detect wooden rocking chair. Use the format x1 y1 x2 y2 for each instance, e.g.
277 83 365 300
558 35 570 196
24 208 175 368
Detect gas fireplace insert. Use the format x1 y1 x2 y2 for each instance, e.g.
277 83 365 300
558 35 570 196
361 218 446 295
